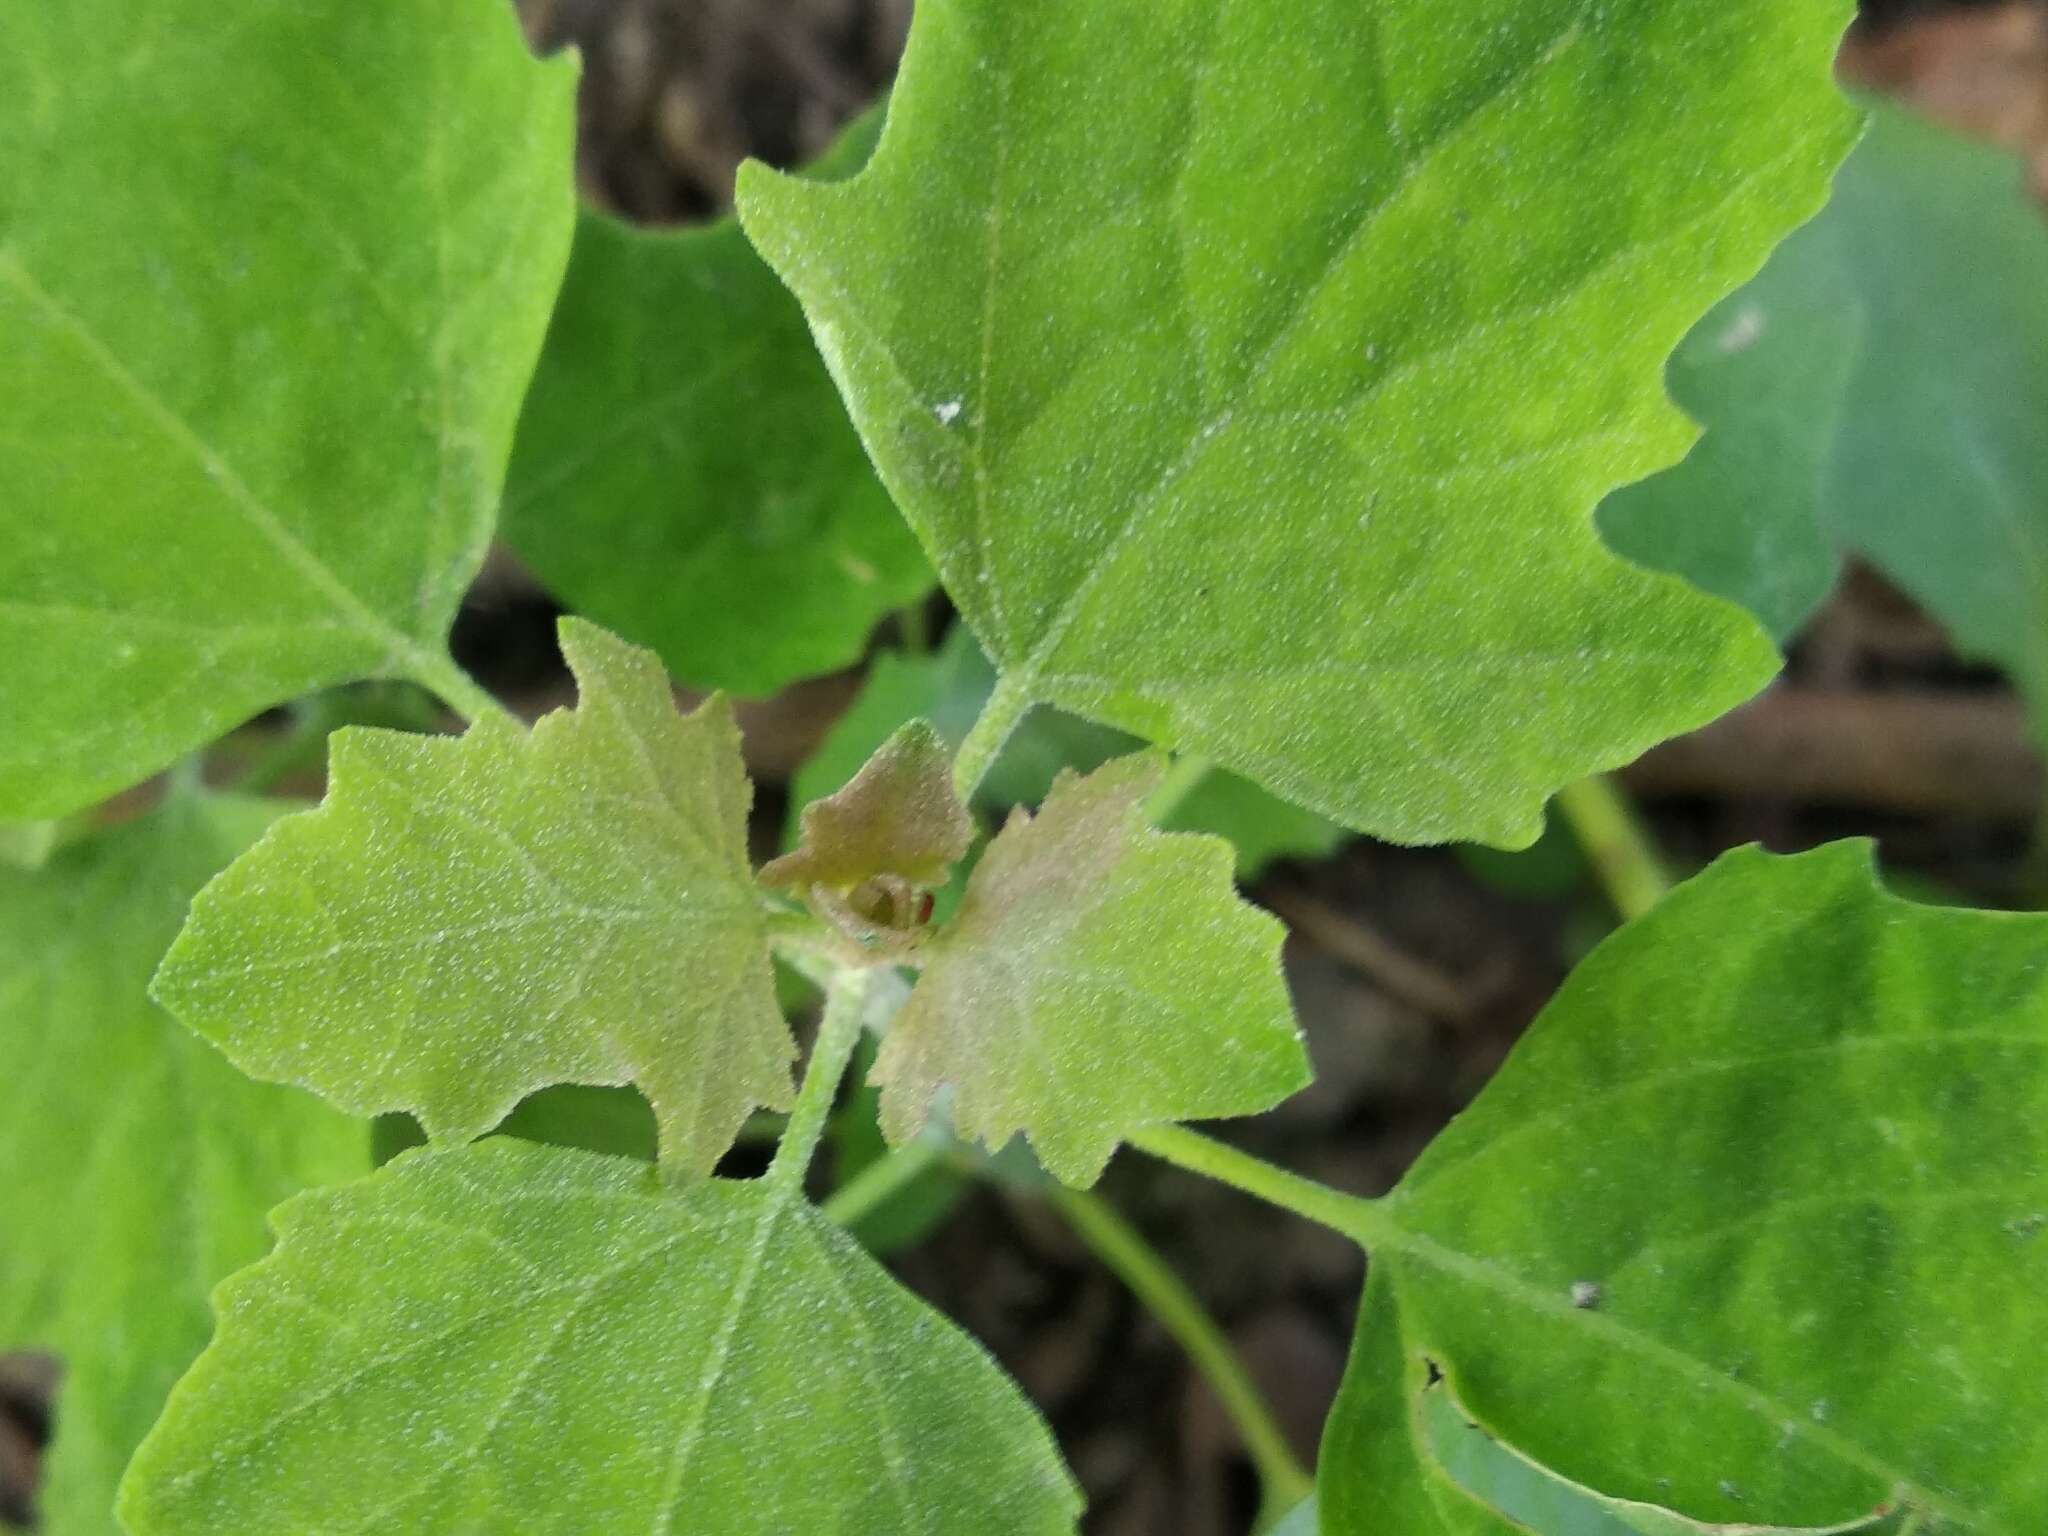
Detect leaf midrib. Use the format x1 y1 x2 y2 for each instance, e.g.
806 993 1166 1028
0 249 444 679
993 15 1597 696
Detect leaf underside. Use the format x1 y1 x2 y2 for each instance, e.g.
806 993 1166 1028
120 1139 1081 1534
503 107 931 697
1424 1377 1914 1534
1322 844 2048 1533
0 801 368 1535
740 0 1861 847
0 0 577 818
1601 104 2048 742
152 619 792 1180
873 753 1310 1185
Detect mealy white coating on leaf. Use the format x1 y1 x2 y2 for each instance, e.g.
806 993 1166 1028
873 752 1309 1184
151 619 791 1180
120 1140 1082 1534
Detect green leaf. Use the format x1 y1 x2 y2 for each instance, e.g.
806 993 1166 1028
0 820 58 871
762 720 973 893
786 633 997 840
830 1045 972 1256
1423 1379 1914 1534
493 1084 661 1164
1602 105 2048 735
120 1138 1080 1533
503 107 930 696
0 799 368 1535
874 754 1308 1185
152 619 792 1180
0 0 577 819
737 0 1859 848
792 627 1345 877
1165 769 1348 882
1321 843 2048 1532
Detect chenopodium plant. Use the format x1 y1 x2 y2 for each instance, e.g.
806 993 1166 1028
2 0 2044 1531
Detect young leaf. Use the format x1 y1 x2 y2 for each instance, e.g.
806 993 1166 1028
786 634 998 840
120 1139 1081 1534
503 107 931 696
873 754 1308 1185
152 619 792 1179
737 0 1860 847
1602 106 2048 736
791 627 1345 877
1321 843 2048 1532
762 720 973 893
0 0 577 818
0 800 368 1535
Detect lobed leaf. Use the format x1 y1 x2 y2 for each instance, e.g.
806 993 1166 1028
152 619 792 1179
1602 105 2048 739
1321 843 2048 1532
120 1139 1081 1534
873 754 1309 1185
738 0 1860 847
0 800 368 1534
503 107 930 696
0 0 577 818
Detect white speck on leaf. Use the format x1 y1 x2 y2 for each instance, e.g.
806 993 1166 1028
1715 303 1766 354
934 399 963 426
1569 1280 1602 1310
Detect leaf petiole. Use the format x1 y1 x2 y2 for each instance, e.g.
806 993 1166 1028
1143 751 1213 827
822 1133 952 1228
1046 1183 1314 1522
1128 1124 1378 1244
1551 775 1670 922
950 669 1034 800
769 965 879 1193
409 650 516 730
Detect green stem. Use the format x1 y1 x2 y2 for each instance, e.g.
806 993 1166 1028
412 650 514 729
822 1135 949 1228
1144 751 1213 826
1128 1125 1375 1241
952 673 1034 800
768 966 877 1193
1552 775 1668 922
1047 1184 1314 1519
896 600 933 656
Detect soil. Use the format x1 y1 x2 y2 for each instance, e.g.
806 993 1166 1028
6 1 2045 1530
